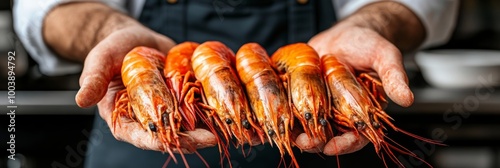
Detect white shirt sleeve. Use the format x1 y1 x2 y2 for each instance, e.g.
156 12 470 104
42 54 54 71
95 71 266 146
333 0 460 49
13 0 141 76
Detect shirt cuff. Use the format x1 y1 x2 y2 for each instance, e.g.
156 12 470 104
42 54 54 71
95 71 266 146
333 0 459 49
14 0 81 76
13 0 130 76
396 0 459 49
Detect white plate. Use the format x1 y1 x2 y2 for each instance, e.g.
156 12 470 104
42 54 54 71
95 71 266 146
415 49 500 88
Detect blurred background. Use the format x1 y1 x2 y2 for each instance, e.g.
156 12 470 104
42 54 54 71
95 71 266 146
1 0 500 168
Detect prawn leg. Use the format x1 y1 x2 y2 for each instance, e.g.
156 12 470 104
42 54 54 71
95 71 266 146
271 43 333 142
192 41 264 147
165 41 231 167
236 43 298 167
321 54 443 168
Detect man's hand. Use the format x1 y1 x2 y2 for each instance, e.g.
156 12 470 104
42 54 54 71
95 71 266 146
297 1 426 155
97 75 218 153
43 2 218 152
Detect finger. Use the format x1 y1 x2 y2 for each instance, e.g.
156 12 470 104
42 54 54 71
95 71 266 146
110 123 216 153
184 128 218 149
109 116 165 151
98 85 210 153
75 31 175 108
323 132 369 155
94 83 161 151
372 44 414 107
75 38 124 108
152 32 177 55
294 133 325 153
110 122 197 154
248 134 265 146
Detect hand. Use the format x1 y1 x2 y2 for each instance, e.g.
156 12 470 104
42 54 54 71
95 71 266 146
74 25 223 152
296 1 425 155
42 2 220 152
309 22 413 107
296 24 401 155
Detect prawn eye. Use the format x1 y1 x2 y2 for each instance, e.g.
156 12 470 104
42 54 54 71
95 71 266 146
225 118 233 124
242 119 250 129
355 121 366 130
148 121 157 132
268 129 275 137
304 112 312 120
372 122 380 129
319 118 327 126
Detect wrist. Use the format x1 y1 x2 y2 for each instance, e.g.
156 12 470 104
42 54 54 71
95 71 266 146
43 2 137 62
342 1 425 53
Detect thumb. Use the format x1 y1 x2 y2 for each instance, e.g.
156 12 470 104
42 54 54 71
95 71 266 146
74 29 176 108
372 44 414 107
152 32 177 55
75 40 121 108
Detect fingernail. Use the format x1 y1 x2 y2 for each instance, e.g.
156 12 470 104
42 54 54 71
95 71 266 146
395 81 414 107
76 76 106 108
384 70 414 107
75 86 91 108
75 77 89 107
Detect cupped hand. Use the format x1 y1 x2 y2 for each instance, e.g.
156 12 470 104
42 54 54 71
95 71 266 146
295 18 413 155
309 22 413 107
75 24 218 153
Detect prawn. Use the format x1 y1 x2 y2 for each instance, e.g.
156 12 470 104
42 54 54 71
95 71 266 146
271 43 333 143
112 46 186 164
164 41 201 131
191 41 264 147
321 54 442 167
163 41 231 167
235 43 298 167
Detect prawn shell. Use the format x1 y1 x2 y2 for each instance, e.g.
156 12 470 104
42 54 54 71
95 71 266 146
321 54 442 167
121 46 180 150
164 42 200 131
191 41 259 145
236 43 292 144
236 43 298 167
271 43 332 142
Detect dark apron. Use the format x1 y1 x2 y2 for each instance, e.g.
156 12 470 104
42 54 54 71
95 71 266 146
138 0 335 53
85 0 336 167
